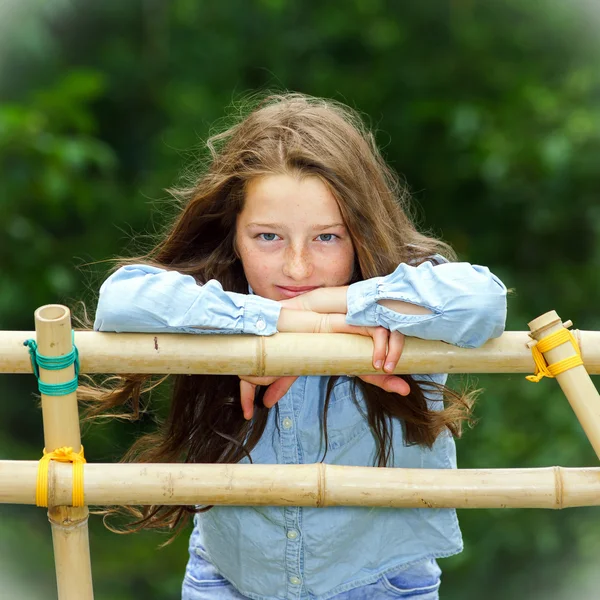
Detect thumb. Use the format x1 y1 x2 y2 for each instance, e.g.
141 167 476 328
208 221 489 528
239 379 257 420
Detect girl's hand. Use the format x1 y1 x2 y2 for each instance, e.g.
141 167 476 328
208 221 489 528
357 326 409 394
239 320 408 419
240 365 408 421
278 309 410 393
239 375 298 420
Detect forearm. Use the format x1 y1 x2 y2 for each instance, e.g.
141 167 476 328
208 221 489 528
277 308 351 334
346 261 507 347
377 299 432 315
277 308 325 332
281 285 432 316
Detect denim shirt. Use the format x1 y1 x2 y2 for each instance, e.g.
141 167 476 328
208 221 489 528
94 257 507 600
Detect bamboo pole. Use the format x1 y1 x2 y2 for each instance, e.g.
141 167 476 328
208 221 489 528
1 461 600 509
529 311 600 460
34 305 94 600
3 328 600 375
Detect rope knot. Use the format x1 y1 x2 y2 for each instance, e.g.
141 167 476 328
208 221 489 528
527 328 583 383
36 446 86 508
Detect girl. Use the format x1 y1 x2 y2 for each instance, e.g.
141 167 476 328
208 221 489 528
92 93 507 600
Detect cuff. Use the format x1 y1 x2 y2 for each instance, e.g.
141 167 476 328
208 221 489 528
345 276 382 326
242 295 282 335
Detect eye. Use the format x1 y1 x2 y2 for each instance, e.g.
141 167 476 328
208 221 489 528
317 233 338 242
257 233 279 241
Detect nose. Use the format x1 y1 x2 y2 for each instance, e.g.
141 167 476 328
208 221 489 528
282 245 313 281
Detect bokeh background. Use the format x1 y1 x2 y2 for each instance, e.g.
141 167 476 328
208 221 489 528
2 1 600 598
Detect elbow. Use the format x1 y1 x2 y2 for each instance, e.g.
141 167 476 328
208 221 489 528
449 291 508 348
93 271 136 332
93 286 123 332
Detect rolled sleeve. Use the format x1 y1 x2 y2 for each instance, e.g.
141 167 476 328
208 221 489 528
241 293 281 335
346 259 507 348
94 265 281 336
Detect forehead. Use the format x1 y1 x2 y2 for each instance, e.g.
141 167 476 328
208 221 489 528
239 174 344 225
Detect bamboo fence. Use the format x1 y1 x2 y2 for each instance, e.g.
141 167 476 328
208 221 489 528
1 305 600 599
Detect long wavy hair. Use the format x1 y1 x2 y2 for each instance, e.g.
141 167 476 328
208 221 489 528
78 92 475 540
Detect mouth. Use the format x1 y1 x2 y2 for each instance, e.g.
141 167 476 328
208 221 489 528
276 285 319 298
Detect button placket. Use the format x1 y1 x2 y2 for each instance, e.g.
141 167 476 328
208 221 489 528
277 379 305 600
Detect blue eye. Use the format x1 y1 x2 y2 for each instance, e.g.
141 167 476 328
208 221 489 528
317 233 337 242
256 233 338 242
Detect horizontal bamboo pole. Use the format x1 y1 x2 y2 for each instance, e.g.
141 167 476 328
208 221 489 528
3 329 600 375
2 461 600 509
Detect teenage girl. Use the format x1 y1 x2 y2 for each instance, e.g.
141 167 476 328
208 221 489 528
93 93 507 600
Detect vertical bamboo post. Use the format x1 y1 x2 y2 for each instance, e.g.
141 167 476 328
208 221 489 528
528 310 600 460
34 305 94 600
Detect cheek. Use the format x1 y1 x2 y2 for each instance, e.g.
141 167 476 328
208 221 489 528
326 247 355 282
239 247 275 282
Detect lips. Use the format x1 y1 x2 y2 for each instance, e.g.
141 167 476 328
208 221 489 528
276 285 319 298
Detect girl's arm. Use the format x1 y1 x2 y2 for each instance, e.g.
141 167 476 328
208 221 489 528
93 264 281 335
94 264 375 337
347 256 507 348
281 256 507 348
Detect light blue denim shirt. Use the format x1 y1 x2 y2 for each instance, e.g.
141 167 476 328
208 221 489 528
94 257 507 600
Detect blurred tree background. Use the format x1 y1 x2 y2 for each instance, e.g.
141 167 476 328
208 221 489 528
1 0 600 598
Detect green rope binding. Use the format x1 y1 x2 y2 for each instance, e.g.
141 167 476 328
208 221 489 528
23 331 80 396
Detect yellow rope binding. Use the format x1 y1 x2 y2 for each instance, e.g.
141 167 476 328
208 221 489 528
526 328 583 383
36 446 86 508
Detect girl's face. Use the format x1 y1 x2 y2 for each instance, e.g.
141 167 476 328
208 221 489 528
235 174 356 301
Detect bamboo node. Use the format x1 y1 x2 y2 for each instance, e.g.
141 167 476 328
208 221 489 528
316 463 326 507
48 513 90 531
553 466 564 509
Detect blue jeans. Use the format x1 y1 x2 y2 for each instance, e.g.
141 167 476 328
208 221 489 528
182 546 441 600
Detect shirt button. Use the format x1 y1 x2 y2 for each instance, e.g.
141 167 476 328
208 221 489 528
282 417 293 429
287 529 298 540
289 576 301 585
256 317 266 331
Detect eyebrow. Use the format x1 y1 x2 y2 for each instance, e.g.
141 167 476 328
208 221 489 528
246 222 346 230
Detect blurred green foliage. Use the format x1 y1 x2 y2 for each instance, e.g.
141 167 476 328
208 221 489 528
1 1 600 598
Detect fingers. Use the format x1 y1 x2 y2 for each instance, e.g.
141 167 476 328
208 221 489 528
358 374 411 396
239 375 279 386
239 379 257 420
278 297 306 311
263 376 298 408
383 331 405 373
371 327 389 370
239 375 299 420
370 328 405 374
366 328 408 395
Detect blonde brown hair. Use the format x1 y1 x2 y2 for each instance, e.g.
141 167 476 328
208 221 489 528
79 92 474 539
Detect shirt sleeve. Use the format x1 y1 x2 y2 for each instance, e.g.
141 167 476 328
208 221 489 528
346 255 507 348
93 264 282 336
